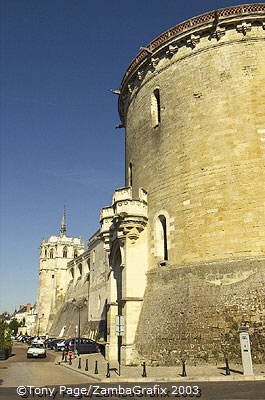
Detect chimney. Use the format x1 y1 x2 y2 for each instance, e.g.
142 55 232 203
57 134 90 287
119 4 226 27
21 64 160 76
19 304 24 310
26 303 31 313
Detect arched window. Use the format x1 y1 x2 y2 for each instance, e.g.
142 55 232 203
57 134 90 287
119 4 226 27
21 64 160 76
159 215 168 260
78 263 82 276
128 162 133 186
50 249 54 259
63 246 67 258
156 214 168 261
44 249 47 257
151 88 161 127
74 249 78 258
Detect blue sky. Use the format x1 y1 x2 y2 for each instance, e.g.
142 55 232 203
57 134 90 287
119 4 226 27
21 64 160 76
0 0 259 313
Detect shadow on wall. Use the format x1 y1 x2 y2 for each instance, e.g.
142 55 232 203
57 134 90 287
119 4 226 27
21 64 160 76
49 299 88 338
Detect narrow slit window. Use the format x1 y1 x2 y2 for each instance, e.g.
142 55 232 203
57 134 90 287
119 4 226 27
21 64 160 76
151 88 161 127
128 162 133 186
50 249 54 259
159 215 168 261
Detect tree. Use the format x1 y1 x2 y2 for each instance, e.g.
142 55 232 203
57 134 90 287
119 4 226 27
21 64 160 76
9 318 20 335
0 320 12 351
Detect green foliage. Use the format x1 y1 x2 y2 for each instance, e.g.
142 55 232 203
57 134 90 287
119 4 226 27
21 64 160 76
9 318 20 335
0 319 12 351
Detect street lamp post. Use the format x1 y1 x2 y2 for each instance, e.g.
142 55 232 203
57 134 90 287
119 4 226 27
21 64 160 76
72 298 87 351
37 313 44 336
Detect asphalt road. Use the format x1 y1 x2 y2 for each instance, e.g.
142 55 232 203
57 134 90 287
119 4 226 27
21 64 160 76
0 344 264 399
0 343 91 387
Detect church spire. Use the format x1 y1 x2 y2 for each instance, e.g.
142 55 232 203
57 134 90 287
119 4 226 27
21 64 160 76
60 206 67 235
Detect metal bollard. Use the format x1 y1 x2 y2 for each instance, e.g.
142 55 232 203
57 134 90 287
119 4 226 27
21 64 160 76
142 361 147 377
78 358 81 369
94 360 98 374
62 350 65 361
85 359 88 371
225 357 230 375
181 359 187 377
69 355 72 365
106 362 110 378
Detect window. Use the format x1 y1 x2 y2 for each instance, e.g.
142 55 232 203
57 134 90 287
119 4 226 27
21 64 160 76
128 162 133 186
51 274 54 279
156 214 168 261
70 268 74 279
151 88 161 127
78 263 82 276
63 246 67 258
50 249 54 259
74 249 78 258
44 249 47 257
160 215 168 260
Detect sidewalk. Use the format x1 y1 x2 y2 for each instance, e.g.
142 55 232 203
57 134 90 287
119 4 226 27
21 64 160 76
56 353 265 382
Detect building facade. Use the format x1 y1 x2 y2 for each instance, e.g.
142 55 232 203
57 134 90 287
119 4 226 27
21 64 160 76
35 4 265 364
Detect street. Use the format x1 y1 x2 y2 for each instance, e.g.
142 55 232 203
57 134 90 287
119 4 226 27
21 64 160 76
0 344 264 399
0 343 91 387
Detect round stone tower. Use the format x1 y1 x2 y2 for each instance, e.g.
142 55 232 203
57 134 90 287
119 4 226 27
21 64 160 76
119 4 265 363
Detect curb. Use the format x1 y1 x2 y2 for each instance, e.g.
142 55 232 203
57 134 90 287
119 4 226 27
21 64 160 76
56 359 265 383
57 361 103 382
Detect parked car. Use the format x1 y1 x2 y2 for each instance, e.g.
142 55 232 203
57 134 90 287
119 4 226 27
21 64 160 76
67 338 101 354
27 344 46 358
31 336 44 345
48 339 61 350
55 339 68 351
44 338 56 348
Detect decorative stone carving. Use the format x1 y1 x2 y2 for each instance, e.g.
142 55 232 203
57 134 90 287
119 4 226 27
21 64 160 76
166 43 179 57
186 34 200 48
210 26 226 40
236 22 251 35
127 84 133 93
137 70 144 80
150 57 160 69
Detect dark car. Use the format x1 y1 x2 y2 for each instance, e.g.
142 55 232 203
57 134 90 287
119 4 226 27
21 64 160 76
44 338 56 348
67 338 101 354
48 339 62 350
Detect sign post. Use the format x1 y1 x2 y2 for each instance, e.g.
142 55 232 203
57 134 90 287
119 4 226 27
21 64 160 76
115 315 125 336
239 327 253 375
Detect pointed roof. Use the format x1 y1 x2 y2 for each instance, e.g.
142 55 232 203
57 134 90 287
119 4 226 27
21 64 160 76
60 206 67 235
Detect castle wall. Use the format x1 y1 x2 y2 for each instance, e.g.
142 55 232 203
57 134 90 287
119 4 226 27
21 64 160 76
135 257 265 364
119 6 265 364
48 237 108 340
87 234 108 340
124 18 265 267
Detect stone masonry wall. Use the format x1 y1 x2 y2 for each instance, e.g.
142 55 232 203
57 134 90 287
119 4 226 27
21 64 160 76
135 257 265 365
124 20 265 268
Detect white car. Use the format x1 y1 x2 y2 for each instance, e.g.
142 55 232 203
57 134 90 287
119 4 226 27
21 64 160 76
31 336 44 345
27 344 46 358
